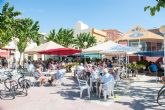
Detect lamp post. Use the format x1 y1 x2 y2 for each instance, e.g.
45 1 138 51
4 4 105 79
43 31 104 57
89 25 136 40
159 25 165 76
83 42 88 63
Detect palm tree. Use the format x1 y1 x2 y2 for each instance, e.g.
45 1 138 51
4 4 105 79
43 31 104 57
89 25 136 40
14 18 40 64
33 33 41 46
47 28 75 47
46 29 56 41
75 33 97 49
0 2 21 48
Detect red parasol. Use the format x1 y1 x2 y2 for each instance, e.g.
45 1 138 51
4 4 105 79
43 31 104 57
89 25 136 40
38 48 81 55
0 50 9 58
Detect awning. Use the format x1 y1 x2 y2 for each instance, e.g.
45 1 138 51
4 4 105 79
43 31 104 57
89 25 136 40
0 50 9 58
83 40 139 54
38 48 81 55
135 51 164 57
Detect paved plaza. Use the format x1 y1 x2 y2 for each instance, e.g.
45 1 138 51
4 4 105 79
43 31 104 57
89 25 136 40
0 74 164 110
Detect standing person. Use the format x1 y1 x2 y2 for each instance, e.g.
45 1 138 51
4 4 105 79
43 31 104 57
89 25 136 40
2 57 8 68
12 57 16 69
28 61 35 77
24 60 29 69
0 56 2 67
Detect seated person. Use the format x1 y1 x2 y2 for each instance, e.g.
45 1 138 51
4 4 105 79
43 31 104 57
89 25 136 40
48 67 66 85
109 68 117 80
85 63 92 77
90 65 99 82
76 63 85 75
34 64 46 86
98 65 104 76
101 68 114 84
149 62 158 73
107 61 113 68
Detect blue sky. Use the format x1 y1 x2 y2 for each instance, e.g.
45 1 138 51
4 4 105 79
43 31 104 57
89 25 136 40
0 0 165 33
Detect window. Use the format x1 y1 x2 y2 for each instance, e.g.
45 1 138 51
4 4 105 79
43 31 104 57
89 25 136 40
146 42 151 51
157 43 163 51
151 43 157 51
130 41 139 47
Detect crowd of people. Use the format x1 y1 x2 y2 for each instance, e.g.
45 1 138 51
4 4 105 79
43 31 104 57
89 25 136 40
0 55 164 86
75 60 116 84
24 58 68 86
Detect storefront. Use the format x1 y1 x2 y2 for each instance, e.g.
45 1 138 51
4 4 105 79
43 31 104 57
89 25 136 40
117 25 164 63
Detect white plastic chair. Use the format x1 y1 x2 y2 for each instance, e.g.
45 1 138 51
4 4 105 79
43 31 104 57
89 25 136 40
99 81 115 100
76 75 90 98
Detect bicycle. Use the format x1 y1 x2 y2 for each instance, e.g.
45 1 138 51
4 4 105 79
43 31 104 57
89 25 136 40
0 72 17 99
4 71 18 91
157 85 165 106
5 69 31 95
0 87 15 99
17 72 31 96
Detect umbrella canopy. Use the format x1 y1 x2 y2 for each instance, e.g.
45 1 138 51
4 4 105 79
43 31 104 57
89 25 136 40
100 44 139 54
0 50 9 58
25 41 64 54
83 40 139 54
38 48 81 55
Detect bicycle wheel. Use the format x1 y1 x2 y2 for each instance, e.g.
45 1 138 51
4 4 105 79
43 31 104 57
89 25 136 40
4 78 18 91
157 89 165 106
158 85 165 96
10 85 16 99
19 79 31 96
0 90 15 100
18 76 24 87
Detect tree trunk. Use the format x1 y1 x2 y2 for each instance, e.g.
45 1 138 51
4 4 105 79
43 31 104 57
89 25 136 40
19 52 22 67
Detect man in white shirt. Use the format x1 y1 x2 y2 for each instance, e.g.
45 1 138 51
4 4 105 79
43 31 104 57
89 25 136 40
101 68 114 84
76 63 85 75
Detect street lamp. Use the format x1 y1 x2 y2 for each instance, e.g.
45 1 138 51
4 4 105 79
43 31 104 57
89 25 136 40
159 25 165 76
83 42 88 63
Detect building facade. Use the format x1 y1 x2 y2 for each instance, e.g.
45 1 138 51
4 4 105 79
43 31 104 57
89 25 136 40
117 25 164 63
74 21 107 43
102 29 123 41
